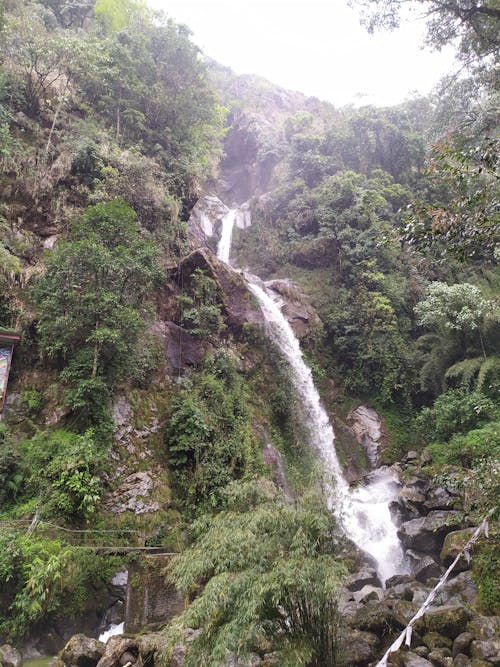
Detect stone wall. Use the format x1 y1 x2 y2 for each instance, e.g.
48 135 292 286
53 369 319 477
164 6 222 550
125 554 185 632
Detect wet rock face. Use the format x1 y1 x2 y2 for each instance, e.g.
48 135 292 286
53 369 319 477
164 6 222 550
103 471 160 515
57 635 105 667
262 442 294 502
0 645 22 667
177 248 264 332
397 511 464 554
263 279 321 339
187 194 229 247
346 405 385 468
162 321 212 371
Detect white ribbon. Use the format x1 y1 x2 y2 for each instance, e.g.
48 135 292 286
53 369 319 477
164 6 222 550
375 511 494 667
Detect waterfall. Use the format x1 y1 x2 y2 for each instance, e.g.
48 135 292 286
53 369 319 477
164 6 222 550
216 206 407 582
217 209 238 264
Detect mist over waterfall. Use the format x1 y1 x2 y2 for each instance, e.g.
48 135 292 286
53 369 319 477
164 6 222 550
217 207 408 582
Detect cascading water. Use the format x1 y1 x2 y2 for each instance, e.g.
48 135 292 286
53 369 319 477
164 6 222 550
216 207 407 582
217 209 238 264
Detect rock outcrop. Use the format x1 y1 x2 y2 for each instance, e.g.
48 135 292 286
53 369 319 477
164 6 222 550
176 248 264 331
57 635 105 667
0 645 22 667
103 471 161 515
264 279 321 339
347 405 386 468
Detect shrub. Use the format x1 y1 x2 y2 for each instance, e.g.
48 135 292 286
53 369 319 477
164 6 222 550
166 479 346 667
415 390 495 444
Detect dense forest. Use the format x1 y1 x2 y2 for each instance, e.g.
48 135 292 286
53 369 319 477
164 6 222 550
0 0 498 666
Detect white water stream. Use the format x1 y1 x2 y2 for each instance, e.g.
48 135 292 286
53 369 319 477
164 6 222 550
217 209 238 264
217 207 408 582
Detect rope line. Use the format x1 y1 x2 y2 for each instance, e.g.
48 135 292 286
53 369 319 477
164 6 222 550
376 509 495 667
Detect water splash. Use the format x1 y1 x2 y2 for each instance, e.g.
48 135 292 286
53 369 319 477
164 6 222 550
99 622 124 642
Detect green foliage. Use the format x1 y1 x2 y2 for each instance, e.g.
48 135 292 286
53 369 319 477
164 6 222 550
32 199 163 427
445 355 500 395
473 537 500 615
94 0 147 33
165 351 261 513
415 281 492 334
10 428 107 522
403 137 499 262
19 388 43 417
352 0 500 63
416 389 495 443
413 282 499 397
178 268 226 339
0 532 123 641
167 479 346 667
75 12 225 197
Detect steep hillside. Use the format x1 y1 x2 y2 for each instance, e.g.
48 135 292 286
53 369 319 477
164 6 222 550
0 0 498 664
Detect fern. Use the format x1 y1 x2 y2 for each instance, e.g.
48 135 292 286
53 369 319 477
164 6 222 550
477 355 500 394
445 357 483 390
445 355 500 394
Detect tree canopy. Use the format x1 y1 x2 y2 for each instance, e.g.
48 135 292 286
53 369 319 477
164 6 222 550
351 0 500 62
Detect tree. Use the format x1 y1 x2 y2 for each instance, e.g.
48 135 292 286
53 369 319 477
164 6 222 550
350 0 500 63
413 281 499 395
414 281 491 347
94 0 147 33
32 199 163 423
168 479 346 667
37 0 94 28
402 136 499 262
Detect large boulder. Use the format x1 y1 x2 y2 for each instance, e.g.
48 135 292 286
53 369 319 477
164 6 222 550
440 529 476 571
352 585 384 603
427 648 453 665
349 599 409 635
340 629 379 665
163 321 212 371
96 637 140 667
391 652 434 666
346 566 381 592
438 572 478 607
470 640 500 664
177 249 264 332
346 405 385 468
264 279 321 340
424 487 456 512
398 511 464 554
468 616 500 641
408 552 443 584
58 635 105 667
415 605 471 639
453 633 474 658
0 646 22 667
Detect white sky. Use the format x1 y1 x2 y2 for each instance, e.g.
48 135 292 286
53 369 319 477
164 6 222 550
149 0 457 107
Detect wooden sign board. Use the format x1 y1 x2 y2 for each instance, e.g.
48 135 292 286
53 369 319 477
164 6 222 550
0 333 20 411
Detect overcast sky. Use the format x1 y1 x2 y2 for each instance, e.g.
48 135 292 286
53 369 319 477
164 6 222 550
148 0 457 107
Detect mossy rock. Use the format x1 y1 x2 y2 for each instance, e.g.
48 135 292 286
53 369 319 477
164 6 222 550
440 528 475 569
415 605 471 639
422 631 452 650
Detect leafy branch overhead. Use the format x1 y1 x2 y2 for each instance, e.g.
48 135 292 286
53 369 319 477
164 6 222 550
350 0 500 61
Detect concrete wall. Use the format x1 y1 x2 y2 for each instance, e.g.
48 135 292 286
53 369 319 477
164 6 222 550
125 554 185 632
